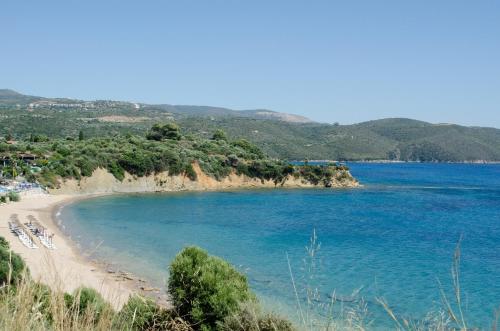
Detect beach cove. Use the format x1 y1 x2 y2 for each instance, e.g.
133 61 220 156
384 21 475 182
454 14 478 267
1 163 499 328
0 163 358 309
60 163 500 329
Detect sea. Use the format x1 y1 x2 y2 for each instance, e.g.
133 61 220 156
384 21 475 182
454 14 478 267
59 163 500 329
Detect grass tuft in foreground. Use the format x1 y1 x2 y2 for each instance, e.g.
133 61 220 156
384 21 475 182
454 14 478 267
0 233 498 330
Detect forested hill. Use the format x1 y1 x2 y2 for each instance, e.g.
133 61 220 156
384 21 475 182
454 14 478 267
1 89 499 162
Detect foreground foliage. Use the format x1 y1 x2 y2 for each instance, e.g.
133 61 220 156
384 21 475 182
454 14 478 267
169 246 254 330
2 233 491 330
0 239 26 286
0 235 295 331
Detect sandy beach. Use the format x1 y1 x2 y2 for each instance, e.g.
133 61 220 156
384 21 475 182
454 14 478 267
0 167 358 310
0 193 134 308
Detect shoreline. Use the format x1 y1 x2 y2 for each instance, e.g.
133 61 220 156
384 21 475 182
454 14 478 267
0 167 359 309
49 193 171 307
0 192 162 309
292 159 500 164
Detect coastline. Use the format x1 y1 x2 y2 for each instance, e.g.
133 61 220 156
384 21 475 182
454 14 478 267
294 159 500 164
47 163 359 196
50 193 171 307
0 193 139 309
0 165 359 309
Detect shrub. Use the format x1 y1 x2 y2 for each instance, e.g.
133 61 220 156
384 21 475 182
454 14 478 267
231 139 264 159
38 168 59 188
168 246 254 331
75 157 96 177
220 303 296 331
116 295 171 330
212 129 228 141
119 151 154 177
0 237 9 249
31 282 54 322
184 163 198 181
147 123 182 141
67 287 114 323
0 240 28 286
107 160 125 181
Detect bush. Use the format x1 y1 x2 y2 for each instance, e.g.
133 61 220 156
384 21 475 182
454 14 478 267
231 139 264 159
168 246 254 331
147 123 182 141
67 287 114 323
119 151 154 177
75 157 96 177
31 282 54 322
107 160 125 181
116 295 171 330
212 129 227 141
220 303 296 331
184 163 198 181
0 237 9 249
0 240 27 286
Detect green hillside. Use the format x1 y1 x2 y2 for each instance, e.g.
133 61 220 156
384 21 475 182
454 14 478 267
1 90 499 162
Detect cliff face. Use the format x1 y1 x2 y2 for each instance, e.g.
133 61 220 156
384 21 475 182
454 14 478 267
49 163 359 195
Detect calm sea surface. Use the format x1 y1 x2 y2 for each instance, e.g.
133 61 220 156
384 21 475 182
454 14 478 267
60 163 500 328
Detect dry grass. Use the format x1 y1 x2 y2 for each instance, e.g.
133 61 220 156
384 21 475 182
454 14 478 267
0 273 114 330
0 257 191 331
288 231 499 331
1 232 498 331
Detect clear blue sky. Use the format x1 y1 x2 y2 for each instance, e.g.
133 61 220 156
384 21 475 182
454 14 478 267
1 0 499 127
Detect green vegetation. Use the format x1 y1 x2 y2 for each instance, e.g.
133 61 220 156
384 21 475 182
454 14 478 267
179 117 500 161
169 246 254 330
0 234 295 331
146 123 182 141
1 90 499 162
0 238 27 286
212 129 228 142
219 303 295 331
7 191 20 202
0 234 494 330
0 124 351 189
116 295 173 330
65 287 113 324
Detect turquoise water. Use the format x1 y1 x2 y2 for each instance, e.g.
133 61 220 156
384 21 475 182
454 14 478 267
60 163 500 329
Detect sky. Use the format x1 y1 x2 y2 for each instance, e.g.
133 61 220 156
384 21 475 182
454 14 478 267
1 0 499 127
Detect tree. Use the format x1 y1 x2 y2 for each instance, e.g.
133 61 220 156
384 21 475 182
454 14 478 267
79 130 84 141
168 246 254 330
231 139 265 159
146 123 181 141
212 129 227 141
0 237 27 286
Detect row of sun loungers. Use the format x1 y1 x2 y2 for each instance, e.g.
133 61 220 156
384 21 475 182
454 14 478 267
24 217 56 250
8 217 38 249
7 214 56 250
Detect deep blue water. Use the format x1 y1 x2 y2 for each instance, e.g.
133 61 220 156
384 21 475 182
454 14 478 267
60 163 500 329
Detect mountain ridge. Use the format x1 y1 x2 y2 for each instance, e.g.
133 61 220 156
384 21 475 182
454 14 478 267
0 89 314 124
1 89 499 161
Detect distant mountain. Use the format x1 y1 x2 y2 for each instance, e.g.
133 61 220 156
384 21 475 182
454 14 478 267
0 89 42 104
0 89 313 123
1 89 499 161
177 117 500 161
